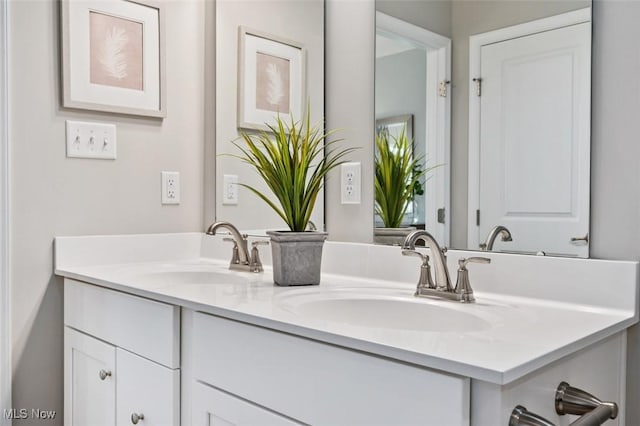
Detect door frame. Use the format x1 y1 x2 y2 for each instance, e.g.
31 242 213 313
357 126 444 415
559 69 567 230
467 8 591 248
376 12 451 244
0 0 9 422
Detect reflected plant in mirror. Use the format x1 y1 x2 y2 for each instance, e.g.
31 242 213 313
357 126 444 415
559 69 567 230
374 124 439 245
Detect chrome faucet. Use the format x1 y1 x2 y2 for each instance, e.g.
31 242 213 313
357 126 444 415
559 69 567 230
206 221 266 272
480 225 512 251
402 230 452 291
402 230 490 303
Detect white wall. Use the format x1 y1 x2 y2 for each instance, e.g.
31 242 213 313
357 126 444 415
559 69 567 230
214 0 324 231
325 0 375 242
9 0 205 422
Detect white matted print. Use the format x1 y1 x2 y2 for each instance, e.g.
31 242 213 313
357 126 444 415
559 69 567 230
238 27 305 131
62 0 166 118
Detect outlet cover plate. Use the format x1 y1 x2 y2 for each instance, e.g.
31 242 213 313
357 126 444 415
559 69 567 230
161 171 180 205
341 162 361 204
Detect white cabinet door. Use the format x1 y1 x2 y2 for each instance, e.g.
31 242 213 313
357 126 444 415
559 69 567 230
116 348 180 426
192 381 301 426
64 327 116 426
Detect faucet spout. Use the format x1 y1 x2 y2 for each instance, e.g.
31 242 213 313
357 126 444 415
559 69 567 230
206 221 250 264
482 225 512 251
402 230 452 291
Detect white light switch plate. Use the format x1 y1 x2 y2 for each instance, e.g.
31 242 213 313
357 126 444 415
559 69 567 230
66 120 117 159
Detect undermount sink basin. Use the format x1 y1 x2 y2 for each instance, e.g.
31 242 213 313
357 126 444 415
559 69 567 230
117 263 251 287
278 290 494 332
132 270 248 285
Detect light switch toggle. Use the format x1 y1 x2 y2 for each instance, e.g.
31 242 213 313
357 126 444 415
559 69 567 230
66 120 116 159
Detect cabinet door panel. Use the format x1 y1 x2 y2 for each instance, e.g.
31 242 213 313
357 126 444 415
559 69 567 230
64 327 116 426
192 381 301 426
116 348 179 426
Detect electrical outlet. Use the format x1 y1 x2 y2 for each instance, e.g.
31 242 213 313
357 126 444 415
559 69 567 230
341 162 361 204
161 171 180 205
223 174 238 205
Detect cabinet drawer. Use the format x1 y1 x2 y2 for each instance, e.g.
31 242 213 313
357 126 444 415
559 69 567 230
65 278 180 368
193 312 469 425
116 349 180 426
192 381 300 426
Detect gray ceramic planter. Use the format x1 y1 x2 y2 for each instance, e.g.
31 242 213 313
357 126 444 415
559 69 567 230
266 230 328 286
373 227 416 246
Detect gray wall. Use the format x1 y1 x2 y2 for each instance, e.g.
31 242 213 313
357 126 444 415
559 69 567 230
9 0 205 423
376 0 451 38
590 0 640 421
325 0 376 242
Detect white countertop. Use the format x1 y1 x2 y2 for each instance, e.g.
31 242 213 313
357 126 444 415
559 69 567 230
54 233 639 385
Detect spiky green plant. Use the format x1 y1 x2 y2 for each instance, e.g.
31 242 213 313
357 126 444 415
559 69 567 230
374 127 437 228
231 110 356 232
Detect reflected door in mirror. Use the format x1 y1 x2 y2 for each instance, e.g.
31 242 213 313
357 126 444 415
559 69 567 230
473 20 591 256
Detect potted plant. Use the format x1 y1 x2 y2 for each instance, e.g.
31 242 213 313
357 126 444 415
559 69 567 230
232 109 355 286
374 126 436 245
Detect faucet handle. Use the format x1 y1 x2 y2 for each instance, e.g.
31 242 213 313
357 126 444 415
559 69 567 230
454 257 490 303
402 250 435 290
249 240 269 273
402 249 429 264
223 238 240 265
458 256 491 269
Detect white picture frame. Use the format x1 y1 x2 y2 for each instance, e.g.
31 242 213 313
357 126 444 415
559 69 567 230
61 0 166 118
238 27 306 131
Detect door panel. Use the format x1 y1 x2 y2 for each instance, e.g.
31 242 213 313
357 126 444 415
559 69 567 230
478 22 591 256
116 348 179 426
64 327 116 426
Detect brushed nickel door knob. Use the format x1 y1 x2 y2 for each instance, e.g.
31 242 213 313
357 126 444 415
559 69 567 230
98 369 112 380
131 413 144 424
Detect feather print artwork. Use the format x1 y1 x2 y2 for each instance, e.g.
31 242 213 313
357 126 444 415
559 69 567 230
255 52 291 113
99 26 129 80
89 12 144 90
265 62 284 107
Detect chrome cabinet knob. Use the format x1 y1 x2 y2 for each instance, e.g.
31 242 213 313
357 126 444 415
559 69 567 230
98 369 112 380
131 413 144 424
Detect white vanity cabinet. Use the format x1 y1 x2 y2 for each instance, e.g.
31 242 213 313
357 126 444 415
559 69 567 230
64 279 181 426
189 311 470 426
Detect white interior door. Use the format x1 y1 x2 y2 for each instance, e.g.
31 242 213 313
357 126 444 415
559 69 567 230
477 21 591 256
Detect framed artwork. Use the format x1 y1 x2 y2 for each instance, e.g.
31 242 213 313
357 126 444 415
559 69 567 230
238 27 306 131
61 0 166 118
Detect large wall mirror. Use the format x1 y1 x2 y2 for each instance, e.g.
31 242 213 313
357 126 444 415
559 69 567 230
376 0 592 257
215 0 325 232
214 0 593 259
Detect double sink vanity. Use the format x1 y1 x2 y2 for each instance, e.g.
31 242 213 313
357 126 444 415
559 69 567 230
54 231 638 425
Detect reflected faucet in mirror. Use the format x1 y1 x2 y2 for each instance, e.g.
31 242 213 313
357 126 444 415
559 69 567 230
480 225 513 251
